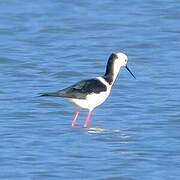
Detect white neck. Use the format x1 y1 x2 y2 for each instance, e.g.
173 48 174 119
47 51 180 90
112 62 122 83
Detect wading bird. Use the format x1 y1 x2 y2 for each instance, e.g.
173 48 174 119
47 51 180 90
41 52 135 128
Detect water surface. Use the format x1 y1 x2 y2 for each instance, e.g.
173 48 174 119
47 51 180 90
0 0 180 179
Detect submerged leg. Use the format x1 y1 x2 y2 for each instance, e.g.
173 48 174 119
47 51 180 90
84 110 92 128
71 107 81 127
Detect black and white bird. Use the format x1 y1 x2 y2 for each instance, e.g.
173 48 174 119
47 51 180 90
41 52 135 128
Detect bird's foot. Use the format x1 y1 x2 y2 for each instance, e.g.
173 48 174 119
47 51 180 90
84 124 89 128
71 123 77 128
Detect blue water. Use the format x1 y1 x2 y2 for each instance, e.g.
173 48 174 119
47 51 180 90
0 0 180 179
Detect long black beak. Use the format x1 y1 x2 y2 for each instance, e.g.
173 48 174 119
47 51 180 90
126 66 136 79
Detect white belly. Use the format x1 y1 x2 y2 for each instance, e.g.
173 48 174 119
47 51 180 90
67 76 112 110
68 90 111 110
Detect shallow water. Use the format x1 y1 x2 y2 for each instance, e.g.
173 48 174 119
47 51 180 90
0 0 180 179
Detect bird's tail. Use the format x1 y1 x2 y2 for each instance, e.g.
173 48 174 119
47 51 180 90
40 92 61 97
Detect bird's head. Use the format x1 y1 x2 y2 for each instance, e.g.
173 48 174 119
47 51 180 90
105 52 136 82
116 52 128 67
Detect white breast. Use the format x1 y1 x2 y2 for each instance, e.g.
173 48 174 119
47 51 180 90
68 77 112 110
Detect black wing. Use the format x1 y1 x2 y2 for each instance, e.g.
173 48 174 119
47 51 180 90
41 78 107 99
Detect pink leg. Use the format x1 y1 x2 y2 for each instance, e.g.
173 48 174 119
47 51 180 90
84 110 92 128
71 107 81 127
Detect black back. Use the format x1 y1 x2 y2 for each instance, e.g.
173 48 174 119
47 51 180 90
42 78 107 99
